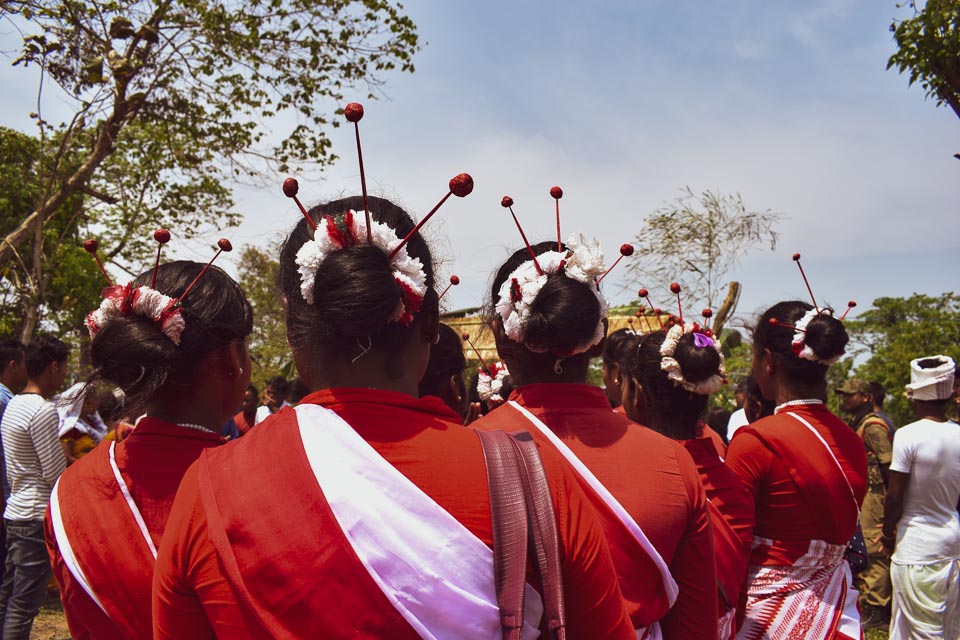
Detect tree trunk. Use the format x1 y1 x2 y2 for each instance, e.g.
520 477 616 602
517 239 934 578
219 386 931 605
712 281 741 339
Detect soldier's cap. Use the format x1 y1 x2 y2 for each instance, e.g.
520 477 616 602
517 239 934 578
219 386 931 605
835 378 870 395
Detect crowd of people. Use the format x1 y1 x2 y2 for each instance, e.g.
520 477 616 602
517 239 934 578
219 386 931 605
0 104 956 640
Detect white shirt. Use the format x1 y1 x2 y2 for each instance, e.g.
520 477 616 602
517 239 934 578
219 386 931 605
1 393 67 521
726 408 750 442
890 418 960 564
255 401 291 425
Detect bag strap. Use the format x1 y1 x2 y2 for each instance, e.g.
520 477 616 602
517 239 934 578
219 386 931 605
477 429 529 640
511 431 567 640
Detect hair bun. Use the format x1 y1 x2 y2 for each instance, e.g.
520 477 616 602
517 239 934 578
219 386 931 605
674 332 723 383
522 272 601 355
803 312 849 361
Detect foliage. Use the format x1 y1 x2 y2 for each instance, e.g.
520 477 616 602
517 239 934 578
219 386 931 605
0 0 420 338
0 126 102 341
626 186 781 331
845 293 960 426
237 243 292 391
888 0 960 122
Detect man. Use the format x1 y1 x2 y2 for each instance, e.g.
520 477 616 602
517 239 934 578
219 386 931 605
881 356 960 639
725 379 750 442
837 377 893 628
254 375 290 424
869 381 897 432
0 335 68 639
0 340 28 589
234 385 258 435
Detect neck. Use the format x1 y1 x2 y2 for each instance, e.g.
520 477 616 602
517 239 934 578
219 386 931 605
915 404 948 422
506 357 589 387
648 416 698 441
22 378 50 398
144 383 223 431
771 378 827 407
312 359 420 398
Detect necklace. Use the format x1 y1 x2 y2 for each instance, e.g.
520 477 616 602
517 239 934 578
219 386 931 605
176 422 217 434
774 398 824 414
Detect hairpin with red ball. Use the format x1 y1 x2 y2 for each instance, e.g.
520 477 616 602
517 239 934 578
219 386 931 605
151 229 171 288
461 331 491 373
701 308 713 333
439 275 460 300
501 195 543 275
637 288 665 331
388 173 473 260
792 253 820 314
596 244 634 285
550 186 563 252
82 239 113 286
669 282 685 329
344 102 372 243
176 238 233 303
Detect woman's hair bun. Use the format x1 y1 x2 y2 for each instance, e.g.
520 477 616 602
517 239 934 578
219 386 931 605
673 332 723 383
523 272 601 354
802 312 849 362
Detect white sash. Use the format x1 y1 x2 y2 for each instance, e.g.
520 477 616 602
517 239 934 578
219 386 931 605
295 404 543 640
49 478 108 615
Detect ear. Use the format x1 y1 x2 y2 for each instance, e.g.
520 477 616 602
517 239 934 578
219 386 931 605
446 374 462 404
761 347 776 375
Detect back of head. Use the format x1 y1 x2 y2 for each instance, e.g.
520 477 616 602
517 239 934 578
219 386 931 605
754 300 849 388
266 375 290 397
89 260 253 414
623 330 724 436
0 339 25 370
490 241 601 360
869 381 885 408
279 195 437 373
602 328 636 367
419 323 467 398
25 334 70 379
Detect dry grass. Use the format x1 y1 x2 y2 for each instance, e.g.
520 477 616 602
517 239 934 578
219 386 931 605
29 593 71 640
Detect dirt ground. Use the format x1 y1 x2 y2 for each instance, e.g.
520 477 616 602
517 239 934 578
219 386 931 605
29 593 71 640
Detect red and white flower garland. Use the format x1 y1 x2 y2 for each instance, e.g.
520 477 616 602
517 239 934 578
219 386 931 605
85 284 186 345
477 361 510 405
791 308 843 365
295 211 428 326
659 323 726 395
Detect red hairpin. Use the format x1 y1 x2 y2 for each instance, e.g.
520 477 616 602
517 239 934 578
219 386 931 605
461 331 490 373
701 308 713 331
151 229 171 288
344 102 372 243
282 178 318 232
769 317 804 332
839 300 857 321
439 275 460 300
550 186 563 252
83 239 113 286
388 174 473 260
638 288 665 331
792 253 820 314
177 238 233 304
501 195 543 276
596 244 634 285
670 282 684 329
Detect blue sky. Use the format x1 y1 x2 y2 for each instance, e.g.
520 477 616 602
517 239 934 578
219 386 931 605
2 0 958 325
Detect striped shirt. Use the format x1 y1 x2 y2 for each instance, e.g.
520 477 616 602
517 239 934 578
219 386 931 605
1 393 67 521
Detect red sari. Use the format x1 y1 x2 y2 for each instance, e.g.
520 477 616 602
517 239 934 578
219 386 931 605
474 384 718 640
44 419 224 640
726 403 868 639
152 388 634 640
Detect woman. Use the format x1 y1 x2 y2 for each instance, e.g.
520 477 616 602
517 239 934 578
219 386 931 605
44 259 253 640
473 240 717 639
620 326 755 638
417 322 479 422
152 196 634 639
600 327 635 413
726 301 867 638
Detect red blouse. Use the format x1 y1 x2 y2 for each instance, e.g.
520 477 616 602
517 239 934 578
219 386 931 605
474 383 718 640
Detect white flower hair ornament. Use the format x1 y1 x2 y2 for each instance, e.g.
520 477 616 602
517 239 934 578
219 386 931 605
496 192 634 356
477 361 511 406
82 232 232 346
282 102 473 329
659 323 726 396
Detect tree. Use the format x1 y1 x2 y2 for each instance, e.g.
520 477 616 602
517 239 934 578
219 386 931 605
237 243 292 391
845 293 960 426
0 0 420 338
626 187 781 336
0 126 103 341
888 0 960 129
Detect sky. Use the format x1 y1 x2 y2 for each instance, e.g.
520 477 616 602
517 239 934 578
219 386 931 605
2 0 958 326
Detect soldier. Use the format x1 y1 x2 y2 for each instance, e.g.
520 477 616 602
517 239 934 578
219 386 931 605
837 378 893 629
